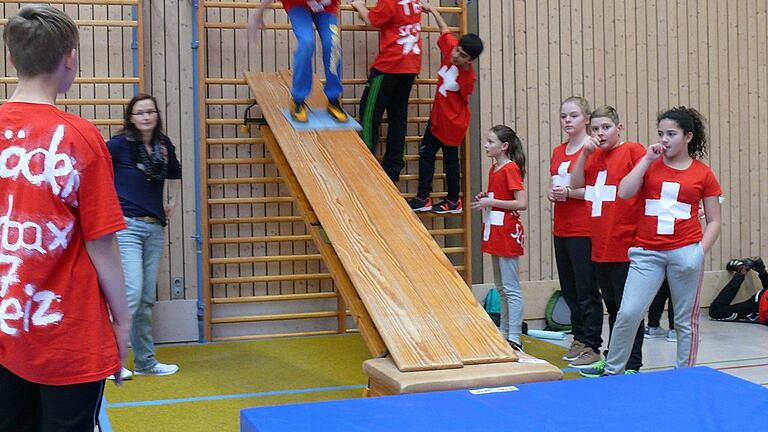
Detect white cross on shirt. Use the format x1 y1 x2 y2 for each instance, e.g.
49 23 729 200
482 192 505 241
552 161 571 188
645 181 691 235
397 24 421 55
438 65 460 97
398 0 422 15
511 223 524 246
584 170 616 217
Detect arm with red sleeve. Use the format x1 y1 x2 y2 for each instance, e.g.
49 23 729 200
365 0 393 27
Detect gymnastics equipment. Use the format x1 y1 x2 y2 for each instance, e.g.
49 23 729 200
246 71 562 391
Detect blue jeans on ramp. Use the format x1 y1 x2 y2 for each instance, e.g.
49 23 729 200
117 217 165 371
288 8 343 103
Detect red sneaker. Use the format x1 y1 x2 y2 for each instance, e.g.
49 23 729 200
430 199 463 214
407 196 432 212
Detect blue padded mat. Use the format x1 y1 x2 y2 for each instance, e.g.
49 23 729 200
281 108 362 132
241 367 768 431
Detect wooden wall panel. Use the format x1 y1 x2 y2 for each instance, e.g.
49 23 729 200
140 0 197 303
477 0 768 283
7 0 766 336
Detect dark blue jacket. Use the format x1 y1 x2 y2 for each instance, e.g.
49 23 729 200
106 132 182 226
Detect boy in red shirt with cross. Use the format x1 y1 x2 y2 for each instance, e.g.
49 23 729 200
570 106 646 374
407 3 484 214
0 5 131 431
351 0 424 183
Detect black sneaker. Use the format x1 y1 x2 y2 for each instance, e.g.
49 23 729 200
750 257 765 273
742 258 755 271
407 196 432 212
430 199 463 214
508 340 524 352
726 258 747 272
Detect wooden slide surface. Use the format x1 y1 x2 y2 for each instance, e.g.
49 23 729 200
246 71 516 372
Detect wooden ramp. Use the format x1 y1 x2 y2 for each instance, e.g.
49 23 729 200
246 71 516 372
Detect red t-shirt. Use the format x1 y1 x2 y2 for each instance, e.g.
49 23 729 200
758 289 768 323
369 0 423 74
550 143 590 237
0 102 126 385
481 161 525 257
635 159 721 250
281 0 339 14
429 33 476 146
583 142 645 262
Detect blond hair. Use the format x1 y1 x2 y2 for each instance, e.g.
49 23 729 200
561 96 591 118
590 105 620 124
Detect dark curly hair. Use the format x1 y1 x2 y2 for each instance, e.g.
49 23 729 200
657 106 707 159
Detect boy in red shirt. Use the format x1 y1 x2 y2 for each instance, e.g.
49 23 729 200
0 5 131 431
407 3 483 214
570 106 646 374
583 106 721 376
250 0 348 123
351 0 423 183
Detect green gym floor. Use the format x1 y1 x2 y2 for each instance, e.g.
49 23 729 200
102 316 768 431
101 334 577 432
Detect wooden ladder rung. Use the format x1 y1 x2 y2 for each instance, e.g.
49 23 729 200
210 254 322 264
428 228 464 236
206 137 265 145
208 177 284 185
211 310 339 324
209 235 313 244
207 157 273 165
208 196 294 205
211 330 339 342
209 216 303 224
211 292 337 304
210 272 332 284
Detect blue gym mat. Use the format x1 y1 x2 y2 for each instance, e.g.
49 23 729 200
241 367 768 431
281 108 362 132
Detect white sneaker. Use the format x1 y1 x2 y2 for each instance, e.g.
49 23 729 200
665 329 677 342
643 326 667 339
107 367 133 381
134 362 179 376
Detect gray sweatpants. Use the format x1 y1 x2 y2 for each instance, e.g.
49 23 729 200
492 255 523 344
605 242 704 374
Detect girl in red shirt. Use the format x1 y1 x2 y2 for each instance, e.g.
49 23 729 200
548 97 603 368
472 125 527 351
594 107 722 376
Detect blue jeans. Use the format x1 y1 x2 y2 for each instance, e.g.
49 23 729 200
117 217 165 371
288 8 343 103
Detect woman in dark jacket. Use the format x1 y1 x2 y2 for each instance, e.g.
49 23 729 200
106 94 182 380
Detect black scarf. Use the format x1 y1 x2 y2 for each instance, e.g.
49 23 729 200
130 132 169 182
